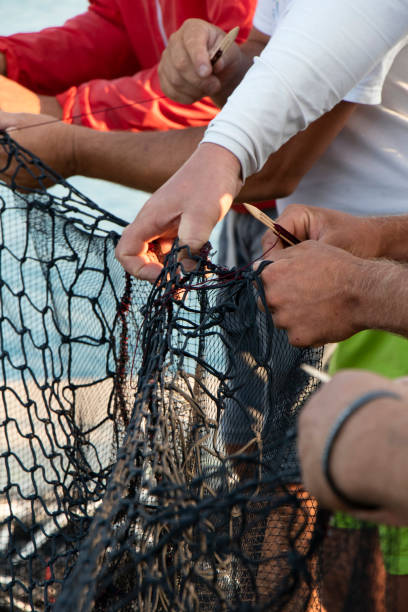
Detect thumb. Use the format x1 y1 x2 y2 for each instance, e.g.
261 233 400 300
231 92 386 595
178 188 234 255
178 211 214 256
186 22 224 78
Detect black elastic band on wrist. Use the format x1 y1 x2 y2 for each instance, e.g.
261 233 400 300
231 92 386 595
322 389 401 511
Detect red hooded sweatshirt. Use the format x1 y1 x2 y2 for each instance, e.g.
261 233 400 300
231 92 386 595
0 0 275 211
0 0 257 131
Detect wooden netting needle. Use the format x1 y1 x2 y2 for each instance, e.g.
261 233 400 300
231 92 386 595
300 363 331 384
243 203 301 247
210 26 240 66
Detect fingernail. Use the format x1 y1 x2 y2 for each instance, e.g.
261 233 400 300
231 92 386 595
198 64 209 77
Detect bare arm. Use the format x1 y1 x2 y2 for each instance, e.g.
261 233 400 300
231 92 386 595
239 101 357 201
0 112 204 191
258 242 408 347
298 370 408 526
77 99 355 198
0 76 62 117
113 98 356 280
0 96 355 200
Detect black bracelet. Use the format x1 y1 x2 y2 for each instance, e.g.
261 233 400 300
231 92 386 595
322 389 401 511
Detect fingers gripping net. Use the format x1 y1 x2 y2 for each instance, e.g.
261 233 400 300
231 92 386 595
0 131 327 611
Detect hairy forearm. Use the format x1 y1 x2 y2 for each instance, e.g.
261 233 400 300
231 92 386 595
73 126 205 193
39 96 63 119
73 123 281 199
353 259 408 336
299 371 408 525
367 216 408 262
330 394 408 523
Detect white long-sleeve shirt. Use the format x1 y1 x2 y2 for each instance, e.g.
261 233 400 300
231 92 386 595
202 0 408 180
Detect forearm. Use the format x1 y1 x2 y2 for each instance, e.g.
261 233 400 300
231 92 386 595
328 393 408 524
238 101 357 201
354 259 408 337
203 0 408 180
298 371 408 525
73 126 205 192
367 216 408 262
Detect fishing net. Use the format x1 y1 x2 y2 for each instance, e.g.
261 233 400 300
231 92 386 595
0 131 402 611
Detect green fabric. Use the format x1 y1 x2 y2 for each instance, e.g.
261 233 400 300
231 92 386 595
330 515 408 574
378 525 408 575
329 330 408 379
330 330 408 574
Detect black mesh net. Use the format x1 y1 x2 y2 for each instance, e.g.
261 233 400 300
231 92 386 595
0 131 402 611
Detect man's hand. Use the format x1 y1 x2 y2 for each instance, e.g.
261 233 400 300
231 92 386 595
115 143 242 281
298 370 408 525
158 19 241 105
258 241 376 346
0 52 6 76
262 204 383 259
0 76 62 117
0 111 76 188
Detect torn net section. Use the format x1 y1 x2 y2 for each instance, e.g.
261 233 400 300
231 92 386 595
0 132 399 611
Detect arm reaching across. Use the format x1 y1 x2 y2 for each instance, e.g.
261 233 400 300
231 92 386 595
0 111 204 191
298 370 408 526
0 92 354 211
0 113 240 280
0 113 76 189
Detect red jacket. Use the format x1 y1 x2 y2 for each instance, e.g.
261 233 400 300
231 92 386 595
0 0 256 132
0 0 275 211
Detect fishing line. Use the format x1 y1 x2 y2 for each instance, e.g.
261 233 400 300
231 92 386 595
4 93 170 134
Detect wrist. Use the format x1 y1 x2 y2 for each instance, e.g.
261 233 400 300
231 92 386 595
373 216 408 262
353 259 408 334
338 255 378 333
198 142 243 189
325 390 402 509
64 124 82 178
